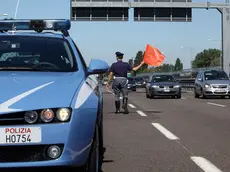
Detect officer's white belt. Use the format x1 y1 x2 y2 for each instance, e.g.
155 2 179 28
114 76 126 79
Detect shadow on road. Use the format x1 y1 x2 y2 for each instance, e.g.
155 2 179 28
107 111 138 115
143 110 162 113
99 147 114 172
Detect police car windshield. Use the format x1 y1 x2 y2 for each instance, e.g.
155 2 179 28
204 71 229 80
0 36 77 72
152 75 174 82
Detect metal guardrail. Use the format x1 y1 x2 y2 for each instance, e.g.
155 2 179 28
176 78 195 91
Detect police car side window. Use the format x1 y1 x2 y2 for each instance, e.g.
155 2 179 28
71 40 87 72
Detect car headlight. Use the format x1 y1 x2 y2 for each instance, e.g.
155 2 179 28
152 85 159 88
174 85 180 88
205 84 211 88
143 82 146 84
24 111 38 124
40 109 55 122
56 108 71 122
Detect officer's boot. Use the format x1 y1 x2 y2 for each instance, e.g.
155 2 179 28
123 97 129 114
115 101 120 114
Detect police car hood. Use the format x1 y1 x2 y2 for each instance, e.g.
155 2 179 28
0 72 83 114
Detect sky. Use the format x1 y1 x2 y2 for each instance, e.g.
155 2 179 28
0 0 224 69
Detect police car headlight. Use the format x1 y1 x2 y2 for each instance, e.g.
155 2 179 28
40 109 55 122
56 108 71 122
152 85 159 88
24 111 38 124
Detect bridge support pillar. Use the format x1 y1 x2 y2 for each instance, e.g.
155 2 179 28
220 7 230 76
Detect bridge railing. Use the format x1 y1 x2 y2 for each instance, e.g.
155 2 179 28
176 78 195 91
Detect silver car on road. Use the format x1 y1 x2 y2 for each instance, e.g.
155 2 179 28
145 74 181 99
194 70 230 98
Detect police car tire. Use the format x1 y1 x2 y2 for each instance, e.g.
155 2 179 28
99 116 104 164
82 125 99 172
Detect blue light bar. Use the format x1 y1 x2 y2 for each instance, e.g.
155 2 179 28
0 19 71 31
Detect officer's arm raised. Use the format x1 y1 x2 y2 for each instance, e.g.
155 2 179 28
132 60 145 71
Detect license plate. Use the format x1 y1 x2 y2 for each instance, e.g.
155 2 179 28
0 127 41 144
215 89 225 92
164 87 170 92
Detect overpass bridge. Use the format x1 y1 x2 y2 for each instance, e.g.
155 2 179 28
71 0 230 76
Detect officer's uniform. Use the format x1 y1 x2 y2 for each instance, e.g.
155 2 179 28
109 52 132 114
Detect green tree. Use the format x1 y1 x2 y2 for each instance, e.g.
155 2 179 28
154 64 174 72
192 48 221 68
174 58 183 71
134 51 148 74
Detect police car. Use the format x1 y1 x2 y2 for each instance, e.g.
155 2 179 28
0 19 109 171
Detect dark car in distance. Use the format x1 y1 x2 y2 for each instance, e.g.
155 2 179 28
127 77 136 91
145 74 181 98
134 77 146 88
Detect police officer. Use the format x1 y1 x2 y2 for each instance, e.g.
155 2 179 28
106 51 145 114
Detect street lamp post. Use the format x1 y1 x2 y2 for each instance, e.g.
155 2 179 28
208 38 222 70
181 45 193 68
181 45 194 78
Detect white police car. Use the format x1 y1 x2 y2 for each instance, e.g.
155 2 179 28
0 19 109 171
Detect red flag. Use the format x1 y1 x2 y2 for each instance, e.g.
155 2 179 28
143 44 165 66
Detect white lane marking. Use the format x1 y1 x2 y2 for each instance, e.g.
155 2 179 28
182 97 186 99
75 78 97 108
0 81 54 113
207 102 226 108
128 104 136 108
151 123 179 140
137 110 147 116
191 156 222 172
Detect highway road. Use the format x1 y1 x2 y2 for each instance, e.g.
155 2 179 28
101 87 230 172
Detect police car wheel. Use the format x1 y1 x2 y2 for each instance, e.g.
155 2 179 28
81 125 100 172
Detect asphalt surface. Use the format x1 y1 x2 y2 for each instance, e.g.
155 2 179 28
101 87 230 172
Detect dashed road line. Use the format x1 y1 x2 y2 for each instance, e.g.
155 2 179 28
128 104 136 108
136 110 147 116
151 123 179 140
207 102 226 107
191 156 222 172
181 97 186 99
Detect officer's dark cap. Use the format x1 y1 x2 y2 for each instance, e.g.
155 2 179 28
115 51 124 57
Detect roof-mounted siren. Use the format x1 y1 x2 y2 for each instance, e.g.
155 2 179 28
0 19 71 36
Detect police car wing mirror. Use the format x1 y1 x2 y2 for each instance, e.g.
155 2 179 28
87 59 109 75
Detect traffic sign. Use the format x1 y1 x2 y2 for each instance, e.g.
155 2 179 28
71 6 129 21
